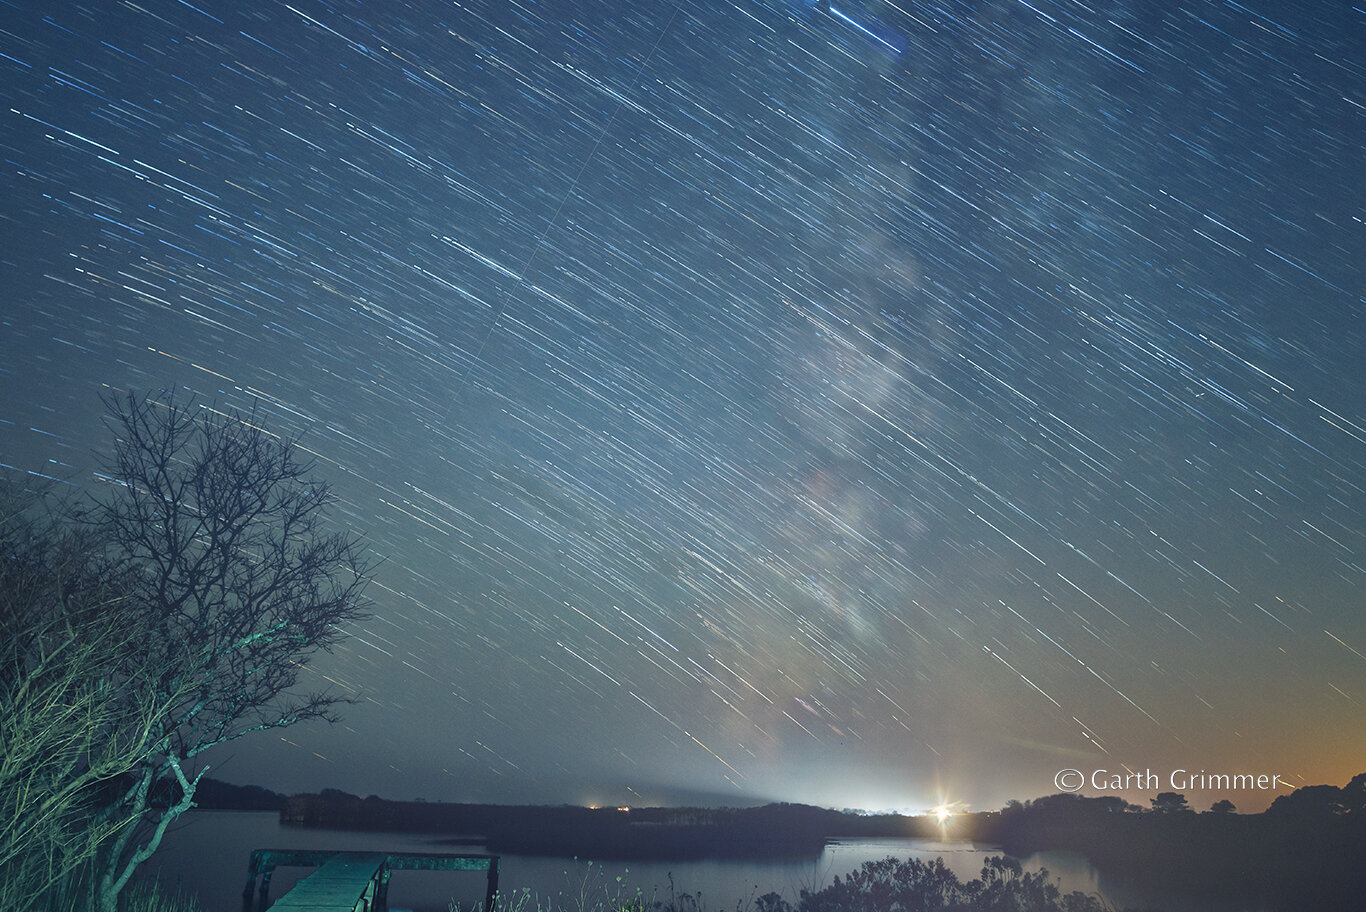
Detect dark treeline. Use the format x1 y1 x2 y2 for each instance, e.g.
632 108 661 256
974 773 1366 910
173 779 286 812
280 793 943 858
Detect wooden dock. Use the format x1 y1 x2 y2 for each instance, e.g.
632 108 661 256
243 849 500 912
265 853 386 912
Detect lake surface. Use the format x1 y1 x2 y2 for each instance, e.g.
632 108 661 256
143 810 1247 912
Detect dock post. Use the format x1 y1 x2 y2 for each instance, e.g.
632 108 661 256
375 860 392 910
242 850 276 907
243 852 258 904
483 856 499 912
259 865 275 906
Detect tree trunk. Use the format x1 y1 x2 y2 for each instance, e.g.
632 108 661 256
96 757 205 912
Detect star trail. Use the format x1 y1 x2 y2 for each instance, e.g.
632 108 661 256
2 0 1363 813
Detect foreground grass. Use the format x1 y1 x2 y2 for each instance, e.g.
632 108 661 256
454 856 1139 912
0 875 204 912
120 881 204 912
15 854 1131 912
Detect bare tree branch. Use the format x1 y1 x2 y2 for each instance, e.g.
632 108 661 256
1 390 373 912
82 390 373 912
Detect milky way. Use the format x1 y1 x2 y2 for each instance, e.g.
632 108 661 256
2 0 1363 812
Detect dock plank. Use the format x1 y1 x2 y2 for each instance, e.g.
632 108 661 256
244 849 501 911
269 853 386 912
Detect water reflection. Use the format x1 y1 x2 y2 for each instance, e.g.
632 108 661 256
147 810 1253 912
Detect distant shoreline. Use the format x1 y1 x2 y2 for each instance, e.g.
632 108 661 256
276 793 947 859
254 774 1366 908
187 774 1366 907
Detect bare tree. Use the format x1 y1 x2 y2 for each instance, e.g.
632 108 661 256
82 390 372 912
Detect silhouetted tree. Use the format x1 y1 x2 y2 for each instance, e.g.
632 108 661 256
1208 799 1236 815
1149 792 1192 814
1338 773 1366 813
1266 783 1345 818
76 389 372 912
1091 795 1142 814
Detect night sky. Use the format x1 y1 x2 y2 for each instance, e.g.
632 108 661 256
2 0 1363 815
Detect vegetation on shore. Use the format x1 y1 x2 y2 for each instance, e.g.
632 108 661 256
978 775 1366 910
452 856 1133 912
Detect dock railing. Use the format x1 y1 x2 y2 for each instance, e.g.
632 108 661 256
243 849 500 912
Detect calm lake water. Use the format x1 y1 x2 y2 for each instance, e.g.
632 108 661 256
143 810 1246 912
